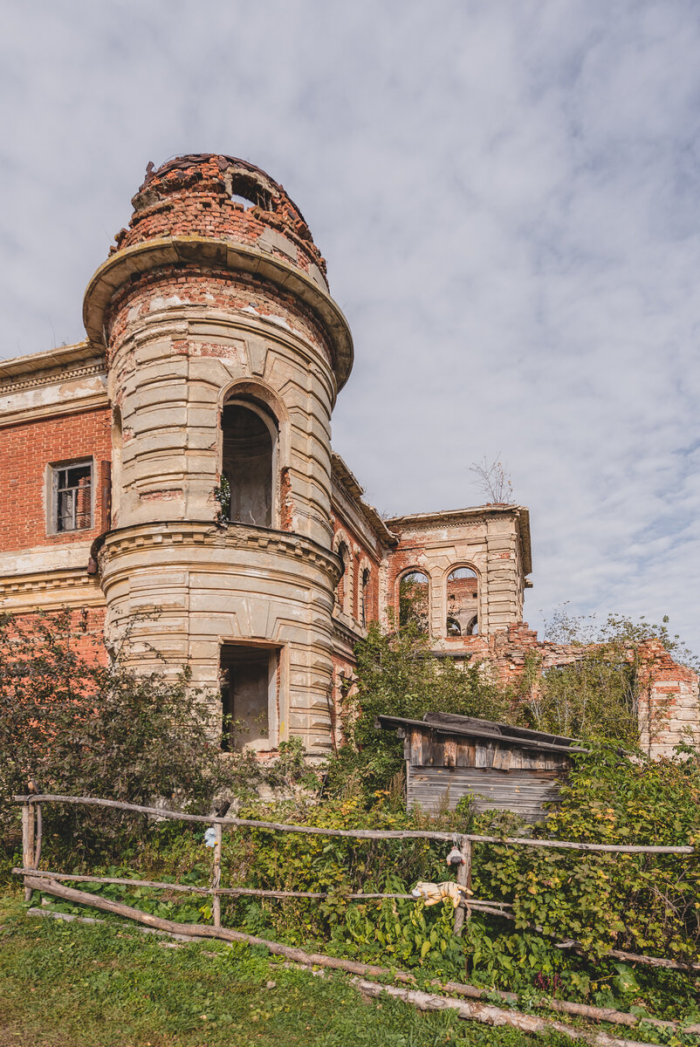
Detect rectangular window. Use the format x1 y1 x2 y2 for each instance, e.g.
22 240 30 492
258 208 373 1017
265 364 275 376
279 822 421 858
220 644 278 752
50 460 93 533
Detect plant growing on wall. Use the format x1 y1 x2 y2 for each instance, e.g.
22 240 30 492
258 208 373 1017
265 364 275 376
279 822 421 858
469 455 514 504
213 473 231 523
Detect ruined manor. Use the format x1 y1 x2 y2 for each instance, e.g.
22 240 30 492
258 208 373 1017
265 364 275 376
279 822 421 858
0 154 696 758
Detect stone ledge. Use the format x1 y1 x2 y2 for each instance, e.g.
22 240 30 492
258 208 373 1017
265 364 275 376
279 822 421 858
99 520 342 579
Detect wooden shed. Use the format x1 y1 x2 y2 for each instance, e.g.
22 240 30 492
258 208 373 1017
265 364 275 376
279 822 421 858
377 712 586 822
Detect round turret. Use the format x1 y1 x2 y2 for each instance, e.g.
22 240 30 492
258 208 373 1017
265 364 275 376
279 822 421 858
88 155 351 755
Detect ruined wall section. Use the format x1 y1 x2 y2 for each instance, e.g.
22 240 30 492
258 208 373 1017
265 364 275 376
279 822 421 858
116 154 329 289
478 627 700 758
383 506 531 644
638 640 700 758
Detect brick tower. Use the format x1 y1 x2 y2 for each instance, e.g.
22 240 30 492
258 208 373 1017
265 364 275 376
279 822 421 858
83 155 353 754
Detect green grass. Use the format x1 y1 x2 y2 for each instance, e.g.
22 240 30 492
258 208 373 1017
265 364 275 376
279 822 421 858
0 891 559 1047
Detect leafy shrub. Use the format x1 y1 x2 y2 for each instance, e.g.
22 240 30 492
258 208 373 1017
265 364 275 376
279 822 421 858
472 745 700 967
328 621 514 796
0 609 281 862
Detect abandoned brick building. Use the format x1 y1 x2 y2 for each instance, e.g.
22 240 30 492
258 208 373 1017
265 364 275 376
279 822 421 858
0 154 696 759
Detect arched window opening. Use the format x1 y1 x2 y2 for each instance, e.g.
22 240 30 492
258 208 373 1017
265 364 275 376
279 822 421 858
361 568 370 627
399 570 429 632
446 616 461 637
229 172 272 211
466 616 479 636
336 542 350 613
111 406 123 524
446 566 478 638
221 400 275 527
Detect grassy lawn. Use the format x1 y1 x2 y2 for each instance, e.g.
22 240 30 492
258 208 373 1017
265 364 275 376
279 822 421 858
0 891 555 1047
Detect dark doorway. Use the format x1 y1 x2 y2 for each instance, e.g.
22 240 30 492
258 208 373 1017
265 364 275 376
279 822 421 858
220 645 274 751
221 402 274 527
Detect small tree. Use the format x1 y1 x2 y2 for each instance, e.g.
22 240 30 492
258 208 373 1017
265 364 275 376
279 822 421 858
327 620 513 798
469 455 514 504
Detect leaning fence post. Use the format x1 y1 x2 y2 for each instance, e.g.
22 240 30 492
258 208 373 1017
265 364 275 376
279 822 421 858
453 836 473 937
21 802 36 903
212 822 222 929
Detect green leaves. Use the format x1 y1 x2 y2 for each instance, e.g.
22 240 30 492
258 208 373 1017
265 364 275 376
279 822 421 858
327 621 515 799
0 609 265 856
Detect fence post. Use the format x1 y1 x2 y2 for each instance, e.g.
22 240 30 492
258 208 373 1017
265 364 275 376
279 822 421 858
453 836 472 937
212 823 222 929
21 803 36 903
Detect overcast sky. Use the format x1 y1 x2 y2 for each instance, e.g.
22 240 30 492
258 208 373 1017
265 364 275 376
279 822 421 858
2 1 700 647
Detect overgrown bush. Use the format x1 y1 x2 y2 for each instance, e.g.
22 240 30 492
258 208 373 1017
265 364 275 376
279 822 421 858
327 621 516 796
472 745 700 968
0 609 293 861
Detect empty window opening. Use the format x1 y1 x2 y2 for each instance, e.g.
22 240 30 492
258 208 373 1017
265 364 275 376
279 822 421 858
446 566 478 638
361 568 370 627
336 542 350 614
229 174 272 211
221 402 275 527
446 616 461 637
220 645 275 751
51 460 93 533
399 570 429 631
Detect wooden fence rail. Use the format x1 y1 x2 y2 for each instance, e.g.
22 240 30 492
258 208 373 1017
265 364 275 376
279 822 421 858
13 795 696 853
10 868 511 915
12 792 699 949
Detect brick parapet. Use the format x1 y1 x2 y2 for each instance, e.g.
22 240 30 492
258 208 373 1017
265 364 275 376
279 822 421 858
117 154 327 282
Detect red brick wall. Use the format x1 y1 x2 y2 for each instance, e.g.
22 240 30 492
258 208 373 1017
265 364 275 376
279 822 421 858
0 408 111 552
4 606 108 665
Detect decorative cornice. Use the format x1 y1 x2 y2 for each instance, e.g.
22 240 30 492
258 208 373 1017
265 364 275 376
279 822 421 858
99 520 342 579
386 504 526 528
0 567 104 604
331 452 397 547
0 360 106 396
332 612 366 645
0 341 104 382
83 235 353 392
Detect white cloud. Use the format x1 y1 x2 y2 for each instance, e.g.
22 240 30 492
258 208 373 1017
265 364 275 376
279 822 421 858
1 0 700 648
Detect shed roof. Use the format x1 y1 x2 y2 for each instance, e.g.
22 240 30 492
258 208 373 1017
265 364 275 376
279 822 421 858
376 711 588 757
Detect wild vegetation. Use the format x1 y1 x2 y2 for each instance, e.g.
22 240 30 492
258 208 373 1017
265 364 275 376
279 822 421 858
2 606 700 1038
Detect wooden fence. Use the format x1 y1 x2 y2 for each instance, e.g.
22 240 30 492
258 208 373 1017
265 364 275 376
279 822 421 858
12 792 698 949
